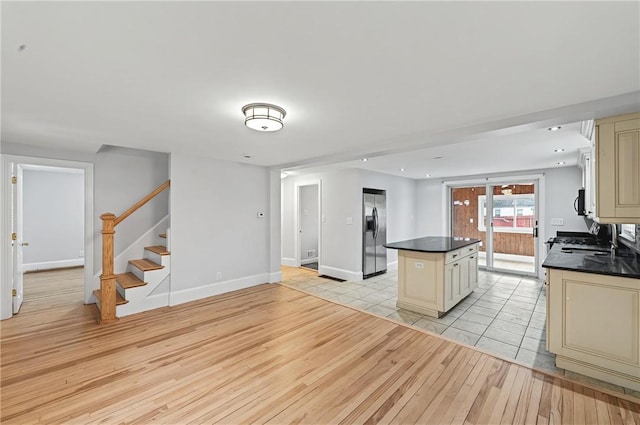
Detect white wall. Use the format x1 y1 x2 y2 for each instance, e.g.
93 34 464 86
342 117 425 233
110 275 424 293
281 168 418 280
415 167 588 240
1 142 170 276
169 154 273 305
356 169 418 268
299 184 319 262
23 168 85 270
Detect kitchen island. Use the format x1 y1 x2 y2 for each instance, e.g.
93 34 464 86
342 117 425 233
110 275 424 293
543 243 640 391
385 237 481 318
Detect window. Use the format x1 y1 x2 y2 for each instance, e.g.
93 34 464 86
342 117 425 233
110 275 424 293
478 194 535 233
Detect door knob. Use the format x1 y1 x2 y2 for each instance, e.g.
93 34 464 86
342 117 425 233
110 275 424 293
21 242 29 247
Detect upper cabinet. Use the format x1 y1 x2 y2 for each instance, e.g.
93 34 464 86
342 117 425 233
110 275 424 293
596 112 640 224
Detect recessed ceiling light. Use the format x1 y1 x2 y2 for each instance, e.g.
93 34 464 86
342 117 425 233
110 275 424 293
554 148 565 153
400 168 405 172
361 158 368 162
548 126 562 131
425 174 431 178
18 44 26 52
242 153 252 159
557 161 566 165
433 156 444 160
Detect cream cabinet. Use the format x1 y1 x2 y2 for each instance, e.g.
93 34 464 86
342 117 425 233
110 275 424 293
596 112 640 223
547 268 640 391
397 243 479 317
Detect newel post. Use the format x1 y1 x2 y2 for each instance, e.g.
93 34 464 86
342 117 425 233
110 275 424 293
99 213 117 323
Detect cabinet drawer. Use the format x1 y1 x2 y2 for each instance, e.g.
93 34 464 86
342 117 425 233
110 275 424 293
445 244 478 264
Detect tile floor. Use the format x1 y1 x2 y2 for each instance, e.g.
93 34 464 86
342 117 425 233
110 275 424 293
281 266 640 400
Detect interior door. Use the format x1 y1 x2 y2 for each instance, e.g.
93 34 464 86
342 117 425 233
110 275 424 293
12 163 24 314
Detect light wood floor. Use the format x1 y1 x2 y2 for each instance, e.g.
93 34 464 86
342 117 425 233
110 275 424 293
1 269 639 424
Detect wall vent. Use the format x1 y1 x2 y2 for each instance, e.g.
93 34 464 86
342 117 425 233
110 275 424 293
306 249 316 258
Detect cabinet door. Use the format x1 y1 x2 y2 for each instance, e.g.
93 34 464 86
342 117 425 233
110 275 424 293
548 270 640 382
398 252 441 312
467 253 478 291
459 256 471 295
597 114 640 223
444 262 461 311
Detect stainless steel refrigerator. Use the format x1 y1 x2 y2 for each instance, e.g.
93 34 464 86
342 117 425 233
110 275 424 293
363 188 387 279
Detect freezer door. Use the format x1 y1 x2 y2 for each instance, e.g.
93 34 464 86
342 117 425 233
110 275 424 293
363 193 376 277
374 194 387 273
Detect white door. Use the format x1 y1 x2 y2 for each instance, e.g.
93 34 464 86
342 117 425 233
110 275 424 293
12 164 25 314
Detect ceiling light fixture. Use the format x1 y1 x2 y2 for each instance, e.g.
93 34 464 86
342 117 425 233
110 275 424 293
242 103 286 132
554 148 565 153
548 126 562 131
557 161 566 165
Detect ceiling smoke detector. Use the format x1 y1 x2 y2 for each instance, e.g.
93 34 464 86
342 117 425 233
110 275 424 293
242 103 286 132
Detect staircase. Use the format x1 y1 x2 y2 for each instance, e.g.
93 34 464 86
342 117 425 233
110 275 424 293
94 180 170 323
94 236 171 318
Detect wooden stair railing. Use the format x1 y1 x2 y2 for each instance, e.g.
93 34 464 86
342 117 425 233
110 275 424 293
98 180 170 323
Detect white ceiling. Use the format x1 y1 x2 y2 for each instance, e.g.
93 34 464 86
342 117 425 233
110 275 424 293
2 2 639 177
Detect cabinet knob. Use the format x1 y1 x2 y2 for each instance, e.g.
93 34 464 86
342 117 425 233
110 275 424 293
454 263 459 267
453 254 458 258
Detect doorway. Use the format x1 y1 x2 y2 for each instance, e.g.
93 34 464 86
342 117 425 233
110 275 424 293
450 179 540 276
1 155 94 320
296 182 321 272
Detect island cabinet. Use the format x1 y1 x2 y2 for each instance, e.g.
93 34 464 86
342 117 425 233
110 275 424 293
397 243 479 317
596 112 640 224
546 269 640 391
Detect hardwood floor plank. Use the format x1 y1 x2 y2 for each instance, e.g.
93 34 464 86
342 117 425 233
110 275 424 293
1 268 638 424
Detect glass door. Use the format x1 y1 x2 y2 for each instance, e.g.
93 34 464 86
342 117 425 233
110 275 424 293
452 181 538 276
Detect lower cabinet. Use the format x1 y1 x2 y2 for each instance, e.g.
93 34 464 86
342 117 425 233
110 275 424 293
547 268 640 391
397 243 479 317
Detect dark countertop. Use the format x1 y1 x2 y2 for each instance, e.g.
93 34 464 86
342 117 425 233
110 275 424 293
542 243 640 279
384 237 481 253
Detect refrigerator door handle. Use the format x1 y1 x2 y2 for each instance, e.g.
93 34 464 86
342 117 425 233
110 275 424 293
373 207 378 239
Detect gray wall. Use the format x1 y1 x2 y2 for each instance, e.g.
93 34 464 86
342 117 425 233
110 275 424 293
23 168 84 267
2 142 170 275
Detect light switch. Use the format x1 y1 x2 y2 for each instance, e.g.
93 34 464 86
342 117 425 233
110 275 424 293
415 262 424 269
551 218 564 226
469 218 474 223
322 215 327 222
346 216 353 225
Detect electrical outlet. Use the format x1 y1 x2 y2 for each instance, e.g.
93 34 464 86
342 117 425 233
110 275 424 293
79 250 84 258
216 272 222 281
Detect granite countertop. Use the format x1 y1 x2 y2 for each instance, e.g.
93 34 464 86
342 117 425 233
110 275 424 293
384 237 481 253
542 243 640 279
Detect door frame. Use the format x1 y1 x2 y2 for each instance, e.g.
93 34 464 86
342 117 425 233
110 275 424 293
1 154 94 320
294 180 322 268
443 173 545 278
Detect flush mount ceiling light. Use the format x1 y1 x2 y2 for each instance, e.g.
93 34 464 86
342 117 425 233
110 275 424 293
242 103 286 132
554 148 565 153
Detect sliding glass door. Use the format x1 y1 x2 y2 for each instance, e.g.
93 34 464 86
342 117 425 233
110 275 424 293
451 181 538 276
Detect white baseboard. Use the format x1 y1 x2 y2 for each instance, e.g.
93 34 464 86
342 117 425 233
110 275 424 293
24 258 84 272
281 257 297 267
318 265 362 282
269 271 282 283
169 273 269 306
387 260 398 272
301 257 318 265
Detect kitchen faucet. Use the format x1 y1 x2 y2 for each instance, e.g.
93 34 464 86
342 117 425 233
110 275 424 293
610 223 618 260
